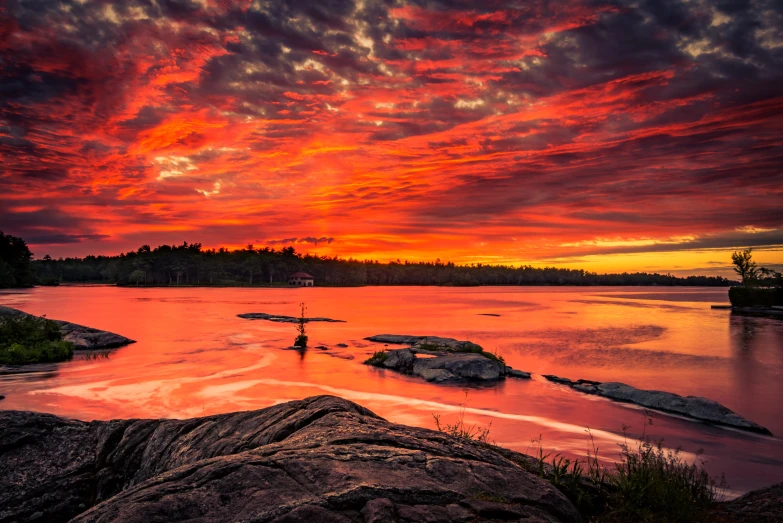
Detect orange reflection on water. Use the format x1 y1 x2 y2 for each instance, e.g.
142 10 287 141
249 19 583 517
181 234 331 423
0 285 781 495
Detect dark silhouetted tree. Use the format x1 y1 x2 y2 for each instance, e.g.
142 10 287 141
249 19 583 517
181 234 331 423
0 231 34 288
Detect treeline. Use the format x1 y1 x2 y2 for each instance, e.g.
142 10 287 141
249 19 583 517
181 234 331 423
0 231 34 288
30 241 733 287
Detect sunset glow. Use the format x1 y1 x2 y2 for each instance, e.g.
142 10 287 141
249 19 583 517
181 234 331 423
2 0 782 276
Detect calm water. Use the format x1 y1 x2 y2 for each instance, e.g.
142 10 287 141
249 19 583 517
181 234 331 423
1 285 781 495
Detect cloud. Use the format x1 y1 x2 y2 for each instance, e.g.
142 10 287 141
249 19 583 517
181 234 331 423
266 237 335 247
0 0 781 269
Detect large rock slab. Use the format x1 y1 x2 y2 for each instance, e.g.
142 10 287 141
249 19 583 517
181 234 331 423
543 375 771 435
0 396 581 523
0 305 134 350
239 312 345 323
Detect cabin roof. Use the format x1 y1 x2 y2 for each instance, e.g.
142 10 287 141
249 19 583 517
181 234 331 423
289 272 314 279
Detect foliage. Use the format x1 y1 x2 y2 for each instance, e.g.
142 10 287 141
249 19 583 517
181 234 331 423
432 393 493 444
728 286 783 307
416 340 505 364
0 231 34 288
128 269 146 285
29 240 734 287
525 418 726 523
481 350 505 364
731 249 759 285
603 439 724 523
0 314 74 365
364 351 388 366
294 303 308 348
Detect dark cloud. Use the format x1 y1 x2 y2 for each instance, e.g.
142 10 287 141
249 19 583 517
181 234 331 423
266 237 335 246
0 0 781 264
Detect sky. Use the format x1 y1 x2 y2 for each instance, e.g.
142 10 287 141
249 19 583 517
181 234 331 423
1 0 782 277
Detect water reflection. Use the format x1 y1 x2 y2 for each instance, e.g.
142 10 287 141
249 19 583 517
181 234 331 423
0 285 781 494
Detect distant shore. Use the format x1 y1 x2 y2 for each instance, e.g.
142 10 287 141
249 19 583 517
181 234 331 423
2 281 736 289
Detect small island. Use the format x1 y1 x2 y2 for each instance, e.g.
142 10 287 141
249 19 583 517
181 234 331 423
721 249 783 316
364 335 531 382
0 305 135 365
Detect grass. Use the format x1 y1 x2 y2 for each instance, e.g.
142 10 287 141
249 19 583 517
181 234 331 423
526 418 727 523
416 340 506 364
0 314 74 365
432 392 493 444
364 350 388 366
432 402 726 523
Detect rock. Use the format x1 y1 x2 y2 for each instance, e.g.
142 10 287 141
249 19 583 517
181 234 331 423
373 349 505 383
238 312 345 323
478 313 501 317
381 348 416 372
413 353 504 382
0 395 4 400
0 305 135 351
507 369 531 379
366 334 483 353
366 334 531 384
366 334 424 345
337 343 349 347
713 482 783 522
0 396 581 523
543 375 771 435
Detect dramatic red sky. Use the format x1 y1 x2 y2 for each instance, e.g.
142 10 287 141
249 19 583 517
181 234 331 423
1 0 782 276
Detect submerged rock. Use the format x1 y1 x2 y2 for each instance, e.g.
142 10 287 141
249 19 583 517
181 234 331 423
0 305 135 350
543 375 772 435
238 312 345 323
0 396 581 523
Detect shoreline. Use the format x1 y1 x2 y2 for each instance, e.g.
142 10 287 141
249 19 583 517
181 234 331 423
0 396 779 522
2 282 737 289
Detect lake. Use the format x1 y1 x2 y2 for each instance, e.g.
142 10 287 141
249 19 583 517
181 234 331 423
1 285 781 495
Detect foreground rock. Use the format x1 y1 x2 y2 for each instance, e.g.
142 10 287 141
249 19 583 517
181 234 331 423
0 305 135 350
0 396 580 523
713 482 783 522
239 312 346 323
366 335 531 382
543 375 772 435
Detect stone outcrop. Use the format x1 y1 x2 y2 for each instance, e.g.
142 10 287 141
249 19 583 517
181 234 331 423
238 312 346 323
366 334 482 352
372 348 507 383
0 396 581 523
365 335 531 383
543 375 772 435
0 305 135 350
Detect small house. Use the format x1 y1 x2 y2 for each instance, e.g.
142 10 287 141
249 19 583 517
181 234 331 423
288 271 314 287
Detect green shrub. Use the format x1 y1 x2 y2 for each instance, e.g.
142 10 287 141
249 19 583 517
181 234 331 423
293 303 308 348
0 315 74 364
433 405 492 444
480 350 505 364
526 424 726 523
364 351 387 366
729 286 783 307
601 439 724 523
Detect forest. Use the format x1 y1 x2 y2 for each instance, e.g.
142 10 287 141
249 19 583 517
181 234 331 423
26 240 733 287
